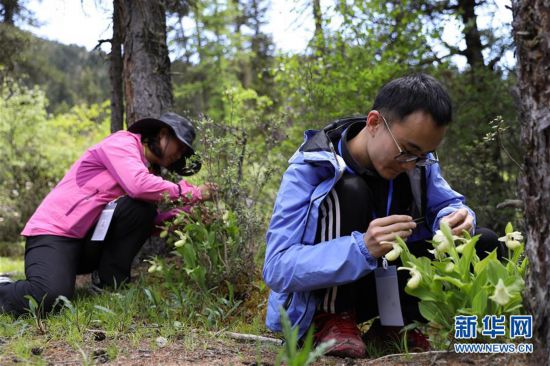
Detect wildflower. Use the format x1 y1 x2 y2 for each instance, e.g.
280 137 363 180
383 241 402 261
146 260 163 273
398 265 422 289
432 229 461 252
174 234 188 248
455 244 466 254
428 248 445 261
498 231 523 250
489 279 512 306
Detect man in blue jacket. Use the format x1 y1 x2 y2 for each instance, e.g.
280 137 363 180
263 74 499 358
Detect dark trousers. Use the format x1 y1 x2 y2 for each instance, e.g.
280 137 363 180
0 196 156 316
315 174 502 324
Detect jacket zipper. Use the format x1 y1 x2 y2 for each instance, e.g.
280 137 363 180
65 189 99 216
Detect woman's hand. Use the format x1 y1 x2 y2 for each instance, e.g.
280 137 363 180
198 182 218 201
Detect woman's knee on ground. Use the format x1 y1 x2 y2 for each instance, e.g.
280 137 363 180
25 277 76 313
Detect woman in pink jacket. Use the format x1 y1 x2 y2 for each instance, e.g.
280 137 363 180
0 112 216 315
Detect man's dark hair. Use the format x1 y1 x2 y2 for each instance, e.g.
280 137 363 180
371 73 453 126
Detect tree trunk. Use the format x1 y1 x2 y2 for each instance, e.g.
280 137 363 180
0 0 17 25
110 0 124 132
120 0 173 126
312 0 325 54
458 0 484 68
512 1 550 362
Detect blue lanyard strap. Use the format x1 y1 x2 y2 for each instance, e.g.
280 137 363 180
372 179 393 219
386 179 393 217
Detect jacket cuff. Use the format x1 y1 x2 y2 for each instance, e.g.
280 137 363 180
177 180 203 203
352 231 378 270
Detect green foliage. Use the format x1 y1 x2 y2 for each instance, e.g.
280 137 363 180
274 0 437 126
0 80 109 241
275 308 334 366
14 33 109 113
171 0 275 122
24 295 47 335
0 23 32 81
155 205 243 290
392 222 527 344
436 69 521 233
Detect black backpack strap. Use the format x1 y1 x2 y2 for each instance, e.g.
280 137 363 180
323 115 367 144
420 166 427 216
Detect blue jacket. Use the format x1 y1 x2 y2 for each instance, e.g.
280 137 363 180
263 117 475 338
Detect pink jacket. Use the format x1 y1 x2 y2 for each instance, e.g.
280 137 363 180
21 131 202 238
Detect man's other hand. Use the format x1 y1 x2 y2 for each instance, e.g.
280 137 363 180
363 215 416 258
440 208 473 235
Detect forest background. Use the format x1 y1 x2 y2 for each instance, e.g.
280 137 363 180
0 0 529 364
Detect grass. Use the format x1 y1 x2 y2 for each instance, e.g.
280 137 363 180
0 245 436 364
0 256 24 277
0 250 273 364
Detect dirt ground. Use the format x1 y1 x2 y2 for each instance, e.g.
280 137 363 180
0 275 534 365
1 333 533 366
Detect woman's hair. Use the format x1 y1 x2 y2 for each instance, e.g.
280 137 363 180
140 127 175 174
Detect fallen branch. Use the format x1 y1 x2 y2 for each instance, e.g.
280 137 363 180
496 199 523 209
223 331 283 346
364 350 448 365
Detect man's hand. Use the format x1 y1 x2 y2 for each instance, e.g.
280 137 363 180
440 208 473 235
363 215 416 258
198 182 218 201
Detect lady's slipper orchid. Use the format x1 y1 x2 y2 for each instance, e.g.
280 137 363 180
498 231 523 250
382 241 402 261
398 265 422 289
489 278 512 306
174 234 188 248
432 230 460 252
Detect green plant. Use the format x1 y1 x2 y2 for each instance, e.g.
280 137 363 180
24 295 47 335
156 204 243 290
390 222 527 344
275 308 335 366
53 295 93 335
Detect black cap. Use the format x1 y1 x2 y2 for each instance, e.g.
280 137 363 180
128 112 201 176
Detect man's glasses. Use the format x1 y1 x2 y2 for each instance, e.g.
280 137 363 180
379 113 439 167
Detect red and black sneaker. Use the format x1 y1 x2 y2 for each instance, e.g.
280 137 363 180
313 311 366 358
362 319 430 353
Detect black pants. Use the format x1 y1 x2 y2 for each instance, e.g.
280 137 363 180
315 174 502 324
0 196 156 316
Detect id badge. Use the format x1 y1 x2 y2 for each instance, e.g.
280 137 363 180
374 263 405 326
91 200 118 241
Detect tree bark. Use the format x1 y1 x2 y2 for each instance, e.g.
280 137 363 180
458 0 484 68
312 0 325 54
512 1 550 362
0 0 17 25
120 0 173 126
110 0 124 132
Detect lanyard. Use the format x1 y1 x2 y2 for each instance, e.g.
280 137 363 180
386 179 393 217
372 179 393 219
